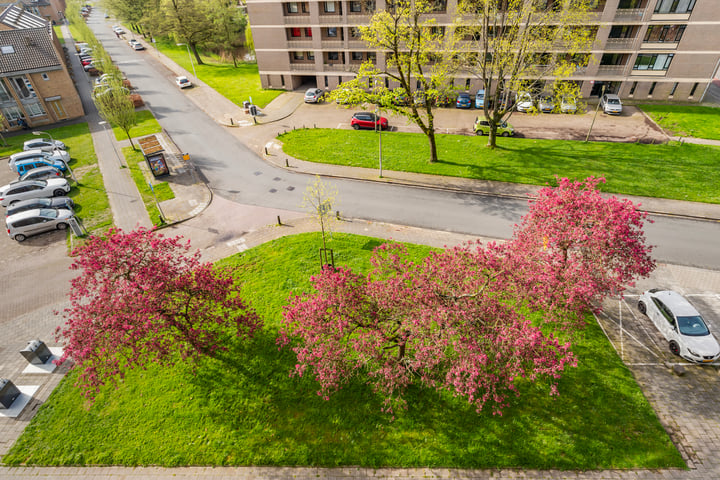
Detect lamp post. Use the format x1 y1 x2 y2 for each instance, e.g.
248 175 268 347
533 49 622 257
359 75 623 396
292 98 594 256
375 106 383 178
33 130 76 182
176 42 197 79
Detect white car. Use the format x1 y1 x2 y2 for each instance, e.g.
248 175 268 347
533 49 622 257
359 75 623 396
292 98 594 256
600 93 622 115
23 139 66 152
0 178 71 207
538 95 555 113
6 208 74 242
515 91 534 113
560 96 577 114
638 289 720 364
175 76 192 89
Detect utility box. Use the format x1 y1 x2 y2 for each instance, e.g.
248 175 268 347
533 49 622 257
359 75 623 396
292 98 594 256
138 135 169 178
20 339 53 365
0 379 20 409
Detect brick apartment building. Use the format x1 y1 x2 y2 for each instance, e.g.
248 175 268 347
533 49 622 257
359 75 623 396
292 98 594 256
0 5 83 130
246 0 720 102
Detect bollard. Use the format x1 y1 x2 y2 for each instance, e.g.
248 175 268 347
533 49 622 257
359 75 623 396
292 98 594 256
336 210 340 220
230 118 234 126
264 147 268 155
277 215 282 226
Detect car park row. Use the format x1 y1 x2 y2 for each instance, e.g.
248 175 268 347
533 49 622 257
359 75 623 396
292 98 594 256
1 137 77 242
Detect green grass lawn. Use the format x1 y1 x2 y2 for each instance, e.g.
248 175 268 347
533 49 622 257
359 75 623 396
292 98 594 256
3 233 683 470
0 125 112 234
152 37 284 109
113 110 162 142
279 128 720 204
640 104 720 140
53 26 65 44
122 146 175 226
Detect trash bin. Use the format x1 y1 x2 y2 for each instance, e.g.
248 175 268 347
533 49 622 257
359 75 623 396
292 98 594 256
20 339 52 365
0 379 21 409
249 105 258 116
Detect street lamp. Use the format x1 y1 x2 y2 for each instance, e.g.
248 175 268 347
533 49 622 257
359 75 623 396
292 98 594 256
375 106 383 178
33 130 76 182
176 43 197 79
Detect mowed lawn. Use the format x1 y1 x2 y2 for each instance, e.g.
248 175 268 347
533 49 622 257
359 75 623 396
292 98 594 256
640 104 720 140
279 129 720 204
4 233 683 470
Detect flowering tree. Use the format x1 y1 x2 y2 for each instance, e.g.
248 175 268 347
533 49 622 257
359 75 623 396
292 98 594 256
281 243 575 415
508 177 655 319
56 228 261 398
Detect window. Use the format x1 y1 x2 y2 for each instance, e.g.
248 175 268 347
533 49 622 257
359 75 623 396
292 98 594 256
324 1 336 12
367 52 376 61
669 82 678 96
351 27 361 38
0 45 14 54
327 27 337 37
305 27 313 37
302 2 309 12
1 105 23 122
293 52 304 60
654 0 695 14
286 2 298 13
629 81 638 95
633 53 673 71
0 80 12 102
648 81 657 95
328 51 339 61
384 77 389 88
601 53 625 65
41 73 50 81
324 76 328 87
644 25 685 42
618 0 643 7
350 1 362 12
432 0 446 11
307 51 315 60
609 25 635 39
10 76 35 99
281 75 285 87
689 82 698 96
291 28 302 37
351 52 363 61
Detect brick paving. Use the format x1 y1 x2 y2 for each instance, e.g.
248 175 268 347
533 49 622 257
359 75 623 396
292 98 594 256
2 16 720 480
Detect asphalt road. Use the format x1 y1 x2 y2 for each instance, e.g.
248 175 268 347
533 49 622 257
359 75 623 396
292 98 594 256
87 17 720 270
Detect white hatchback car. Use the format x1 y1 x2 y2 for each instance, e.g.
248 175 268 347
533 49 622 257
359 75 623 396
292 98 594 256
23 139 66 153
600 93 622 115
175 76 192 89
6 208 74 242
638 289 720 363
0 178 71 207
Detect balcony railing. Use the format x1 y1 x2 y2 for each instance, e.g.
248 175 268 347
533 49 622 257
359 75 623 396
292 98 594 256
290 63 316 71
283 15 311 24
324 63 350 71
287 40 313 48
614 8 645 21
319 14 342 24
604 37 637 49
596 65 627 75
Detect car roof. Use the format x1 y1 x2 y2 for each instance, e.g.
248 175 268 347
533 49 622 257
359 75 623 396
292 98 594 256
7 197 52 209
651 290 699 316
6 208 44 221
605 93 620 99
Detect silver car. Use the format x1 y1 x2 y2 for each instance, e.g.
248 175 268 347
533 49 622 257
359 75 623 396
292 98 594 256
18 166 64 182
600 93 622 115
5 196 74 217
304 88 324 103
23 138 66 153
6 208 74 242
638 289 720 363
0 178 71 207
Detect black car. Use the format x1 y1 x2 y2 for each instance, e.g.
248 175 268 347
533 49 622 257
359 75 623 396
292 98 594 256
5 196 74 217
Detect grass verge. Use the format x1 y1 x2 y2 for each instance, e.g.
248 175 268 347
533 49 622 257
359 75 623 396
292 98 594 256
152 37 284 109
0 124 112 234
122 146 175 226
639 104 720 140
3 233 683 469
113 110 162 142
279 128 720 204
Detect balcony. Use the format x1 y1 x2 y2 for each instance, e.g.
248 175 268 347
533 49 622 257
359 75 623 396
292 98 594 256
596 65 627 75
614 8 645 21
319 14 342 24
324 63 350 71
290 63 316 71
283 15 311 25
321 40 344 48
604 37 637 50
287 40 313 48
630 69 668 76
641 41 678 50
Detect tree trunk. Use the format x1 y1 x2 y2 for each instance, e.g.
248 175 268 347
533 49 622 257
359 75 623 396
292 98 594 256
487 128 497 149
190 43 204 65
427 130 438 163
125 129 136 150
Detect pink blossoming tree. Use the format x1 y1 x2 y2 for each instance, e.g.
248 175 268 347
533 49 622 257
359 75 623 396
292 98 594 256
56 228 261 399
281 177 654 414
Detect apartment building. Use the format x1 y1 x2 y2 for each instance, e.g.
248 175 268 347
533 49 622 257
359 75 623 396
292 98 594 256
247 0 720 102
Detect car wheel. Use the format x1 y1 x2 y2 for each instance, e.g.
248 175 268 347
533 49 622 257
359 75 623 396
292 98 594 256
53 189 67 197
638 301 646 315
475 130 484 136
14 234 26 242
352 124 359 130
669 341 681 356
56 222 68 231
501 132 509 137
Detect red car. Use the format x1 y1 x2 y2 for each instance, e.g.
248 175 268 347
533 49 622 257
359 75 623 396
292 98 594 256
350 112 389 130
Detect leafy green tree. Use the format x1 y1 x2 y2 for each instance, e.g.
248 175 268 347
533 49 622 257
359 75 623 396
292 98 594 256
456 0 594 148
207 0 248 67
163 0 214 65
328 0 459 163
94 87 138 149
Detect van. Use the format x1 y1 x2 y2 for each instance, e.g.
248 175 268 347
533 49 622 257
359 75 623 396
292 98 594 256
9 149 70 171
5 208 74 242
14 157 67 176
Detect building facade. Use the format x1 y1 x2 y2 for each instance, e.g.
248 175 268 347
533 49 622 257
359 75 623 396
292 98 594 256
0 6 83 130
246 0 720 102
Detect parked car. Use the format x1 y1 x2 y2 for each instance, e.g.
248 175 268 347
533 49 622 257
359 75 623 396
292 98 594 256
350 112 388 130
18 166 64 182
175 76 192 89
515 91 534 113
5 197 74 217
5 208 75 242
560 96 577 114
436 92 456 108
538 95 555 113
83 63 97 72
638 289 720 363
600 93 622 115
475 89 485 109
14 158 67 176
474 118 514 137
304 88 324 103
9 149 70 171
0 178 72 207
130 41 145 51
23 139 66 152
455 92 472 109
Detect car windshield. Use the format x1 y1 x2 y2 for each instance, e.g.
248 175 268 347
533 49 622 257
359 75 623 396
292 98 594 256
677 315 710 336
608 98 620 105
39 208 59 219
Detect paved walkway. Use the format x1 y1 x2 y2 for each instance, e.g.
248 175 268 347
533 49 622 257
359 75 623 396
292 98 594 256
2 17 720 480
